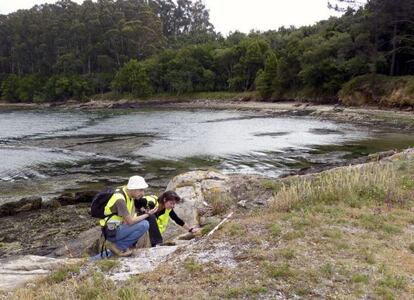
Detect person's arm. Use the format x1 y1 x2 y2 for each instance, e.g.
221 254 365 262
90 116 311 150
124 213 149 225
170 210 200 233
115 200 157 225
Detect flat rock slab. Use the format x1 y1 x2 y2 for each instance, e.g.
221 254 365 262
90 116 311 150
108 245 180 282
0 255 78 291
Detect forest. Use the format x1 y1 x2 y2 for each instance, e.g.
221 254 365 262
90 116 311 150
0 0 413 105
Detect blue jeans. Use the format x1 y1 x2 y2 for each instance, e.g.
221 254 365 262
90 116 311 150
108 220 149 251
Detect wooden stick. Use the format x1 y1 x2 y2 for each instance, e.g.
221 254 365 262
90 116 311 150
205 211 234 238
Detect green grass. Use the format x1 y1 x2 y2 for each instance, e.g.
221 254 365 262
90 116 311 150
356 213 404 235
47 263 81 284
352 273 369 284
377 274 407 291
76 272 116 300
276 248 296 260
360 248 376 264
96 259 120 272
183 257 203 273
260 179 283 193
117 286 150 300
224 284 267 298
225 222 244 236
320 263 335 279
266 263 297 279
282 230 305 241
267 223 282 238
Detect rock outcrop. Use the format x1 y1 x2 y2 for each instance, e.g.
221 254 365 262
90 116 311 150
54 191 97 206
53 226 101 257
0 196 42 217
0 255 79 291
163 170 230 238
108 245 181 282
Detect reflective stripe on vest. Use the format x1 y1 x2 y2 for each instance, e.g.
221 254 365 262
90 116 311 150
99 187 134 226
145 195 170 233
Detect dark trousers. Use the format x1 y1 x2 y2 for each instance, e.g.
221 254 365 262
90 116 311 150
147 214 163 246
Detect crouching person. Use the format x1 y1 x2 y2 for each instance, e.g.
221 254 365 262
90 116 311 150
100 175 156 257
135 190 200 247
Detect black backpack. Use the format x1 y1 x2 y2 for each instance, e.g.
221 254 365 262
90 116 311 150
90 187 126 219
91 187 127 258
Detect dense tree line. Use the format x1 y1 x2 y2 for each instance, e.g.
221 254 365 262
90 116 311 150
1 0 413 103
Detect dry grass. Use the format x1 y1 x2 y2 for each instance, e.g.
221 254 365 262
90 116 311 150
271 162 411 212
203 188 234 215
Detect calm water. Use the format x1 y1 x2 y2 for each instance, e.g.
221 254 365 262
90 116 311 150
1 108 413 204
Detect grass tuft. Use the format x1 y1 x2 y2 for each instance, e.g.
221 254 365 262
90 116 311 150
267 223 282 238
47 263 81 284
271 163 411 212
351 274 369 284
266 263 296 279
183 257 203 273
96 259 120 272
204 189 233 215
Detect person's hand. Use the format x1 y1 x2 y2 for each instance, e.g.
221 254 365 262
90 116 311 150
189 227 201 233
146 206 158 216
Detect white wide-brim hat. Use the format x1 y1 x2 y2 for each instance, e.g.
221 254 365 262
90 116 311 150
127 175 148 189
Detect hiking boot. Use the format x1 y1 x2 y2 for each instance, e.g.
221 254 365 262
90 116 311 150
105 240 132 257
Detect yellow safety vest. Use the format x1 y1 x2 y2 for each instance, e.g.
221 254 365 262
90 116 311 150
145 195 171 234
99 187 134 226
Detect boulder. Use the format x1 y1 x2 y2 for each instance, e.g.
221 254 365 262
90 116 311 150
53 226 102 257
74 190 98 203
163 171 230 239
54 193 77 206
42 199 61 209
0 255 79 291
54 191 97 206
0 196 42 217
166 170 229 191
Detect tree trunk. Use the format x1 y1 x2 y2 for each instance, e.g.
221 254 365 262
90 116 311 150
389 23 397 76
88 56 91 74
374 28 379 73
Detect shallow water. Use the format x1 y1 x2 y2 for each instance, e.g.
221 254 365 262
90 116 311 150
1 108 413 204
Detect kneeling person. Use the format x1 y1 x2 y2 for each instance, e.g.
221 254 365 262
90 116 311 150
135 190 200 247
100 175 155 256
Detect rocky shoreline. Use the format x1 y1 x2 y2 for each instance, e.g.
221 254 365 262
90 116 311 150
1 148 413 294
1 98 414 293
0 148 404 259
1 98 414 130
1 99 413 259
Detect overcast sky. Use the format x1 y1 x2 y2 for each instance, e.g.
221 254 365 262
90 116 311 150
0 0 345 35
